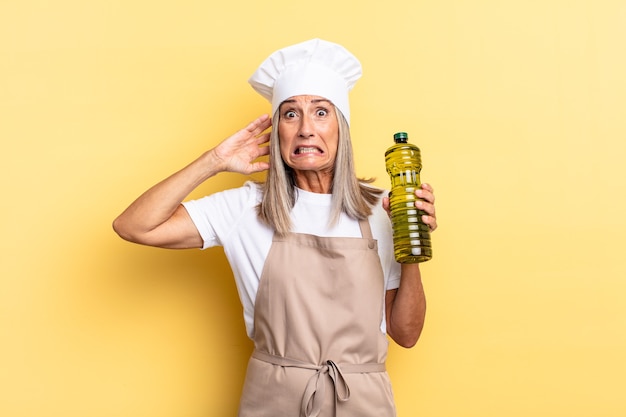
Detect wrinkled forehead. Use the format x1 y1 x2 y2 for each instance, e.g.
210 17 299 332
279 95 333 109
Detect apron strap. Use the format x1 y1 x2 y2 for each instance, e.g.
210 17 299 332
252 350 385 417
357 218 374 240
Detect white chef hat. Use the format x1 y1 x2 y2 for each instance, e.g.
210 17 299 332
248 38 362 125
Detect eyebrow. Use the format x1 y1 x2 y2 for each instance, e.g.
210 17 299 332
280 98 332 106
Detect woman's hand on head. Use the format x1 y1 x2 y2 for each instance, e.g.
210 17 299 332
211 114 272 174
382 183 437 232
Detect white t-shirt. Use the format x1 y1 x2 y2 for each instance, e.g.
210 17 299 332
182 181 401 338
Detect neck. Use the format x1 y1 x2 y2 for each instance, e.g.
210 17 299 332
294 170 333 194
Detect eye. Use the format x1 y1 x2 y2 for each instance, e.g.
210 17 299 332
284 110 297 118
316 109 328 117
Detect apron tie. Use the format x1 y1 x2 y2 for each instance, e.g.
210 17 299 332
301 360 350 417
252 350 385 417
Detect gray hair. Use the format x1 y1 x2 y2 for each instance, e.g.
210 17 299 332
257 106 383 235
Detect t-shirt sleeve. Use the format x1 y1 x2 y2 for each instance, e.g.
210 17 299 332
386 264 401 290
181 182 259 250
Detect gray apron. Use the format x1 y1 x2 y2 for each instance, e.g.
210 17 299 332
238 219 396 417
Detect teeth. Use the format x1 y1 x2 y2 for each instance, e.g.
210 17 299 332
297 147 320 154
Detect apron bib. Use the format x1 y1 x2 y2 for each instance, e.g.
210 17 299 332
238 219 396 417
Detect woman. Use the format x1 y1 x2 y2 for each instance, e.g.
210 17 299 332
113 38 437 417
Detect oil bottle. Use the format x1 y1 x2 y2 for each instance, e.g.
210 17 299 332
385 132 432 263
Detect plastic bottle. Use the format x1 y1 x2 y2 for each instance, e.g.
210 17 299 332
385 132 432 263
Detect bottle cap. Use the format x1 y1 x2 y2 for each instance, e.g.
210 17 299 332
393 132 408 143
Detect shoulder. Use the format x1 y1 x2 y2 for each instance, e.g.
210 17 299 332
366 187 392 239
186 181 261 208
182 181 265 248
181 181 262 228
218 180 262 202
362 183 388 218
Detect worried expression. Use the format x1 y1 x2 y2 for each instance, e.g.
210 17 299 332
277 95 339 175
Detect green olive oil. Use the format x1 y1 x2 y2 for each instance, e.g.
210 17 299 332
385 132 432 263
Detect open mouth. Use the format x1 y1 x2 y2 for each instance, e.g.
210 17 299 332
295 146 323 155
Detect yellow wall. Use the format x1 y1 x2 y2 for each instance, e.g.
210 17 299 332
2 1 625 416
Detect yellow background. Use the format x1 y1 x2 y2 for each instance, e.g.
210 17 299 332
2 1 625 416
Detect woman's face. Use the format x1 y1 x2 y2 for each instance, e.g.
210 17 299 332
277 95 339 177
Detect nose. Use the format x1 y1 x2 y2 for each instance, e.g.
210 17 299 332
297 114 314 138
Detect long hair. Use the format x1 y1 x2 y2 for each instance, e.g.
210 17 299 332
257 106 383 235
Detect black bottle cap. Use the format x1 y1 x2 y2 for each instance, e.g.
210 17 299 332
393 132 408 143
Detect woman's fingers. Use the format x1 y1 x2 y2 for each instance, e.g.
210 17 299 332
416 184 437 232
